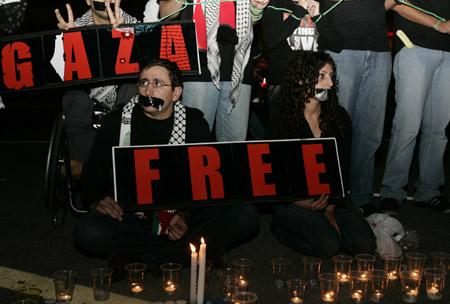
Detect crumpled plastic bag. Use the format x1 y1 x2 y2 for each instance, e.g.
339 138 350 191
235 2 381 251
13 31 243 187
366 213 405 258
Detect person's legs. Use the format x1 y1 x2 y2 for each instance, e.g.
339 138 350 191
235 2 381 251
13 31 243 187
334 206 376 255
330 50 391 208
415 49 450 202
271 204 341 258
215 82 251 141
380 46 434 203
181 81 220 131
74 213 167 257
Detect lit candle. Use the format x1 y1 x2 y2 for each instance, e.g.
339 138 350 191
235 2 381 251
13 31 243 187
370 291 383 303
290 296 303 303
165 282 177 295
351 292 363 304
388 271 398 281
196 237 206 304
322 292 335 302
190 244 198 304
402 290 418 303
239 275 249 288
337 272 348 283
131 283 143 293
427 286 442 300
56 294 72 301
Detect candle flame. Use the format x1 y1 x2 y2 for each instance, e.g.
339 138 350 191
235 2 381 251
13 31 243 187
190 243 196 252
201 237 205 244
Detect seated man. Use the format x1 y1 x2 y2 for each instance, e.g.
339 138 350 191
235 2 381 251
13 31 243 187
74 59 259 279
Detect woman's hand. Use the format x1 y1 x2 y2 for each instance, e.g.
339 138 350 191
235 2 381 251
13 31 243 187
106 0 125 28
55 3 75 30
91 196 124 221
324 204 341 237
293 193 329 210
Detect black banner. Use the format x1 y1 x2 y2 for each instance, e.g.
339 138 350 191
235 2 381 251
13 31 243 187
0 21 199 93
113 139 345 211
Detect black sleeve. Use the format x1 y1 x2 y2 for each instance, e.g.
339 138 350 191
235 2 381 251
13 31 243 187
265 110 282 140
0 0 27 35
185 107 213 143
313 0 344 52
261 0 308 49
336 106 352 193
80 111 122 209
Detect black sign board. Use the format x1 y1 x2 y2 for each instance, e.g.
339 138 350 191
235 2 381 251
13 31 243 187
113 138 345 211
0 21 199 93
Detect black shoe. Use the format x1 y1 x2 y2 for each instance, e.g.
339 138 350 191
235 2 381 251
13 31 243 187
414 196 450 213
380 198 400 215
357 203 382 217
107 255 145 283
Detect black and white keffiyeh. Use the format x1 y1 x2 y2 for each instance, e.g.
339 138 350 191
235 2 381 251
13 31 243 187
119 95 187 146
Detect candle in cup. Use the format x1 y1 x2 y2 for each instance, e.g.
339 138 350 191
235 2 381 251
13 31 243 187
131 283 143 293
427 286 442 300
370 292 383 303
388 271 398 280
165 281 177 294
337 272 348 283
351 292 363 304
290 296 303 303
402 290 418 303
239 276 249 288
57 294 72 301
322 292 335 302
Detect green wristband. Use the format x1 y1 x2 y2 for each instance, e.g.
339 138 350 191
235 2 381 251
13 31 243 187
434 20 441 31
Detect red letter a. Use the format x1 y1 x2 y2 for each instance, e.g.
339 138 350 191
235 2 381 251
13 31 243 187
63 31 92 81
134 149 160 205
302 144 330 195
188 146 224 200
160 24 191 71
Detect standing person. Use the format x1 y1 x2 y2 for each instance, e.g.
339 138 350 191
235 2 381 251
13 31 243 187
75 59 259 279
261 0 343 112
54 0 137 171
0 0 27 36
324 0 393 216
266 51 375 258
144 0 269 141
379 1 450 214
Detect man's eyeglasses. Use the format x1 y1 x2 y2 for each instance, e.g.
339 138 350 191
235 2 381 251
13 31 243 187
138 79 172 89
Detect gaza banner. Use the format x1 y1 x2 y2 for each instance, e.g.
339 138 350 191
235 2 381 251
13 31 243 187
0 20 199 93
113 138 345 211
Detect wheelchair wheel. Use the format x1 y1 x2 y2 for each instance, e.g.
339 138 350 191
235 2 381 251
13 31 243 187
45 114 87 228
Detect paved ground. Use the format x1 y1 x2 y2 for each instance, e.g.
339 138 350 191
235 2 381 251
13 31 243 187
1 101 450 304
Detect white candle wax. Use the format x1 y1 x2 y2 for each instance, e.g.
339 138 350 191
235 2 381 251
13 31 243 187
131 284 143 293
196 238 206 304
190 244 198 304
402 290 418 303
427 286 442 300
165 283 177 295
388 271 398 281
322 292 335 302
56 294 72 301
351 292 363 304
337 272 348 283
290 296 303 303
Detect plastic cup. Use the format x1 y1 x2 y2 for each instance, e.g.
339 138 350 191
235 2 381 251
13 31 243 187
160 263 182 296
52 270 77 303
319 273 340 303
369 269 389 303
355 254 376 272
270 258 291 289
218 268 239 297
424 268 446 300
383 255 403 281
405 252 427 275
232 258 253 288
400 270 421 303
332 255 353 284
231 291 258 304
125 263 147 294
286 279 307 304
430 252 450 272
90 267 113 301
302 257 322 287
348 270 369 304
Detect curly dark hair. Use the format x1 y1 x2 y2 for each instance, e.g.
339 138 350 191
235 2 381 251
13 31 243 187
278 51 346 138
139 58 183 91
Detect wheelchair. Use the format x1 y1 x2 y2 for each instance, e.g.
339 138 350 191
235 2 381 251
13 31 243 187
44 84 138 228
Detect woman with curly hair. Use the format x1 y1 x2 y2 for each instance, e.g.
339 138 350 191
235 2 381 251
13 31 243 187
266 51 375 258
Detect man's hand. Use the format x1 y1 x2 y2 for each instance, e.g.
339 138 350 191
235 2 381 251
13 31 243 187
250 0 270 12
436 20 450 35
55 3 75 30
292 193 329 211
298 0 320 17
167 212 189 241
106 0 124 28
324 204 341 237
91 196 124 221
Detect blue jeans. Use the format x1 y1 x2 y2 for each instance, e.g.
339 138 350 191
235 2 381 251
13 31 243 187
328 50 392 207
381 46 450 202
271 201 376 258
74 204 259 267
182 81 251 141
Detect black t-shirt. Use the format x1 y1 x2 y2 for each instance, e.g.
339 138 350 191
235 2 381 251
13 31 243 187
325 0 390 52
394 0 450 52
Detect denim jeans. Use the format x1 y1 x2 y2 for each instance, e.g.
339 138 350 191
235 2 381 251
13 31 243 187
328 50 392 207
271 201 376 258
74 204 259 267
381 46 450 202
181 81 251 141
